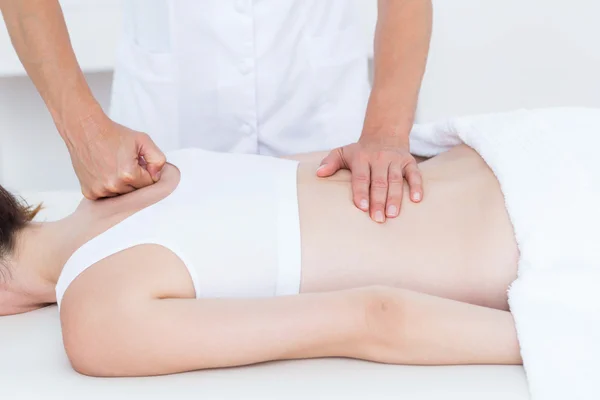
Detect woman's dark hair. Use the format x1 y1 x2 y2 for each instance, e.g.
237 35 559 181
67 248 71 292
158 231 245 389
0 184 41 281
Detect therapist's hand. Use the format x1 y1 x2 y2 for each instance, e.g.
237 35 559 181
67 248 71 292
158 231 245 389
317 140 423 223
64 115 166 200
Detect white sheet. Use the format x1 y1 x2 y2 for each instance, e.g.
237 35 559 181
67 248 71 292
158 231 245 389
410 107 600 400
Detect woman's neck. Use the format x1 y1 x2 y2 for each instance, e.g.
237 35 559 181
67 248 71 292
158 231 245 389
5 165 181 312
11 216 83 305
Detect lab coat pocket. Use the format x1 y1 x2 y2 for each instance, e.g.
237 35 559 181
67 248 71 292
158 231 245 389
300 26 371 149
128 0 172 54
109 38 179 151
303 26 368 68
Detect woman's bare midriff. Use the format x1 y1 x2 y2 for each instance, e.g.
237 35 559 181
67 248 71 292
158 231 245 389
65 145 519 314
296 145 519 310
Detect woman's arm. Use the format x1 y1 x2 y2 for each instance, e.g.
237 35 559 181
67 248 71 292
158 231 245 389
61 250 521 377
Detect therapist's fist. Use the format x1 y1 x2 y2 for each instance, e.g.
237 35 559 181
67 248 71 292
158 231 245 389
317 141 423 223
65 115 166 200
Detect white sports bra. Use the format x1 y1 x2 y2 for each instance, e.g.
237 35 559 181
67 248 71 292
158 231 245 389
55 149 302 308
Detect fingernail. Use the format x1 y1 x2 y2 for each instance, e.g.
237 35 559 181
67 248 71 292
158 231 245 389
413 193 421 202
360 199 369 210
375 211 384 223
317 164 326 172
387 205 397 217
155 170 162 181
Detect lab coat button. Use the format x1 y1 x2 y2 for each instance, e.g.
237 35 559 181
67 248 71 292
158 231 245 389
238 59 253 75
241 123 254 136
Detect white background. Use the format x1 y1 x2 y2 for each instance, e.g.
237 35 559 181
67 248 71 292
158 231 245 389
1 0 599 191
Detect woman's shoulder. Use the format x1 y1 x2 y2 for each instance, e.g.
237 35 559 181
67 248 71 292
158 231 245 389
75 162 181 220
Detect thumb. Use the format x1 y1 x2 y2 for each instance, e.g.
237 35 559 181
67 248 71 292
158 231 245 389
316 149 344 177
138 133 167 182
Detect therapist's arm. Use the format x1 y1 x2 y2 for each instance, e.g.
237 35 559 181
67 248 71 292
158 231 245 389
0 0 165 199
318 0 432 223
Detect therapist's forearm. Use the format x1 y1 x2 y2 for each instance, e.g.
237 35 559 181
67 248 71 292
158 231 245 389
0 0 103 141
361 0 432 147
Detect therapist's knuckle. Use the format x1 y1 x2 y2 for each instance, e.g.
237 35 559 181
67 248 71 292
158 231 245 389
104 179 120 194
375 151 389 161
357 151 371 164
371 177 388 189
353 173 370 185
408 169 423 183
372 200 386 211
408 162 421 175
82 188 96 200
410 174 423 187
353 193 366 205
119 170 135 184
91 186 107 199
388 170 404 183
385 196 400 207
354 189 370 202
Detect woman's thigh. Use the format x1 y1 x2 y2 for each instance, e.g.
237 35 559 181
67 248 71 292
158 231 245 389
297 146 519 310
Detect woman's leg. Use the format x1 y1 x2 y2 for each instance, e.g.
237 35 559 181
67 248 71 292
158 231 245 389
62 286 521 377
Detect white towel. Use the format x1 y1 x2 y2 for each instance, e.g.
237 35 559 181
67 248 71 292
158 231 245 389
409 107 600 400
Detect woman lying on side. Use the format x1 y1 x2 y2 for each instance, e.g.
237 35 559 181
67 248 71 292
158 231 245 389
0 144 521 377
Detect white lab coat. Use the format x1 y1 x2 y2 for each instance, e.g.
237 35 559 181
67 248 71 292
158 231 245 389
109 0 371 156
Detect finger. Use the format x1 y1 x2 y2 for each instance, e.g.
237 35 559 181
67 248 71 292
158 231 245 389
83 184 114 200
404 162 423 203
121 164 155 190
82 187 100 201
104 185 136 197
316 149 344 177
350 155 371 212
83 183 125 200
103 177 137 197
369 160 390 223
139 133 167 182
385 162 404 218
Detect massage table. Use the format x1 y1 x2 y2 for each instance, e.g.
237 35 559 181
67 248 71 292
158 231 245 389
0 191 531 399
